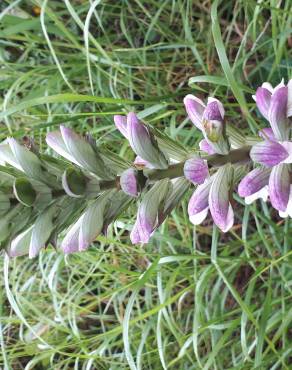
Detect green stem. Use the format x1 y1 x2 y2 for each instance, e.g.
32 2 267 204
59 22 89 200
205 146 251 167
99 146 251 190
146 146 251 181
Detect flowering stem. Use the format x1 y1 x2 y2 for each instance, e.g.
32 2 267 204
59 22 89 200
99 146 252 191
146 146 251 181
206 146 251 167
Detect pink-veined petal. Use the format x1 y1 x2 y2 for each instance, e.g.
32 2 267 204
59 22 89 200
120 168 138 197
203 98 224 121
269 86 288 140
114 115 128 139
258 128 276 141
255 87 272 120
269 163 290 212
188 177 213 224
199 139 216 154
209 165 234 232
250 141 288 167
184 157 209 185
183 94 205 130
238 167 271 197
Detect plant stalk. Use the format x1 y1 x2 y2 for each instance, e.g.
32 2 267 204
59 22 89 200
99 146 251 190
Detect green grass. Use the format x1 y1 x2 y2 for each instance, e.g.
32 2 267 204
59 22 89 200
1 0 292 369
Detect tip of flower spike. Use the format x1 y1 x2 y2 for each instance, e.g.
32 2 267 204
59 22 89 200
273 79 285 93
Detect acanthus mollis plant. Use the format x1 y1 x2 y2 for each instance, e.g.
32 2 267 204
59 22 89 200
0 78 291 258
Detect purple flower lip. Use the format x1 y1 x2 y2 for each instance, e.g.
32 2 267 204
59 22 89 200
238 167 271 197
250 140 289 167
255 87 272 120
203 98 224 122
187 177 213 226
183 157 209 185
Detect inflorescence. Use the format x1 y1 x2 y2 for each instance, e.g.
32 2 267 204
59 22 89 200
0 79 291 258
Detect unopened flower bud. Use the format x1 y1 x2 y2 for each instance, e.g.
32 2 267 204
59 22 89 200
120 168 138 197
183 157 209 185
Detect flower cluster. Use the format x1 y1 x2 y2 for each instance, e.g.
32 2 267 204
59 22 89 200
238 80 292 216
0 78 291 259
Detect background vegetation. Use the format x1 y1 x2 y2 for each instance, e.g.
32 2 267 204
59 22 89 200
0 0 292 368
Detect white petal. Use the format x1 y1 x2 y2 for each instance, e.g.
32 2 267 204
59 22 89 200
262 82 274 93
245 186 269 204
279 210 289 218
0 143 22 170
189 207 208 225
273 78 285 93
221 204 234 233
